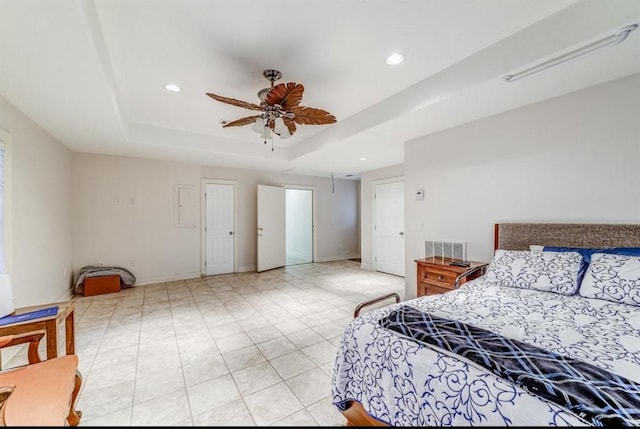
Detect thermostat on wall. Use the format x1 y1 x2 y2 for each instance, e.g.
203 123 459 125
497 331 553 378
415 189 424 200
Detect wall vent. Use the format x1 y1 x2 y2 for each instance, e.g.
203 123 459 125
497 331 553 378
424 240 467 261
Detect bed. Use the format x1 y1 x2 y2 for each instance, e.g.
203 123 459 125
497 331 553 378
331 223 640 426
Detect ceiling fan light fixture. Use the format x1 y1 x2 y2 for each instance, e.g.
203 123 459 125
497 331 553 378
164 83 182 93
251 116 265 133
260 125 272 140
257 88 270 102
274 117 291 139
385 52 405 65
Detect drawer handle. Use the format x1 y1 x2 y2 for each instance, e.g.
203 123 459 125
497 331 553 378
438 275 443 280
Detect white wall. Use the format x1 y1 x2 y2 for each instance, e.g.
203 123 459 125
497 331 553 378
0 96 74 307
72 154 360 284
359 164 404 270
402 73 640 299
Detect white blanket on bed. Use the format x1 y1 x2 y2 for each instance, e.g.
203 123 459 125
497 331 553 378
331 279 640 426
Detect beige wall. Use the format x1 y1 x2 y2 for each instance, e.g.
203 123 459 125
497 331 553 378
0 89 361 301
199 165 360 269
359 164 404 271
0 96 74 307
71 155 202 284
72 155 360 285
402 73 640 299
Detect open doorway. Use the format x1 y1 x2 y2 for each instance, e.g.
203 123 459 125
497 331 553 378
285 188 313 265
257 184 317 271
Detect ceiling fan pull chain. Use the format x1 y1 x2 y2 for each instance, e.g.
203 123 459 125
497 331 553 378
264 121 268 145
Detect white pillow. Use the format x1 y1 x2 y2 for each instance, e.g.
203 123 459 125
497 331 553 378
580 253 640 306
485 249 582 295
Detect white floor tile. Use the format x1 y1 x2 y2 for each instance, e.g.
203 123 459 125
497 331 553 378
231 360 283 396
72 260 404 426
186 373 241 416
243 382 304 426
131 388 191 426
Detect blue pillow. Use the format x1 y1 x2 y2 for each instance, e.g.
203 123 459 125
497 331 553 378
542 246 640 262
543 246 640 282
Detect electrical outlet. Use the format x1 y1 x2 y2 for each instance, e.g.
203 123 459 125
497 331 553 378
129 259 135 267
96 262 104 267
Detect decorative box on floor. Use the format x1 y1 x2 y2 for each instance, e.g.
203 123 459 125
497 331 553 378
74 266 136 296
83 275 121 297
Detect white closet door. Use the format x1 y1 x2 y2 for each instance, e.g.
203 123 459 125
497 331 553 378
257 184 286 272
205 183 234 275
374 180 405 276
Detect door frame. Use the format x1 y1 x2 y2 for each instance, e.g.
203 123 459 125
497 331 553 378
283 184 318 264
372 176 404 276
200 178 238 276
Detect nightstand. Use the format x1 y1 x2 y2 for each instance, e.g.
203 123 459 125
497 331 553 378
415 257 488 297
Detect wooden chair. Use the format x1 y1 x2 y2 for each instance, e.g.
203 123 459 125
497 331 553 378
0 331 82 426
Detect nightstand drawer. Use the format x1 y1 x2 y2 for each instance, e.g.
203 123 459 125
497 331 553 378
420 269 456 286
424 283 454 295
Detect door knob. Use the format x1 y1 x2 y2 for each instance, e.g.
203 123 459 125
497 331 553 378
229 231 234 235
399 232 404 236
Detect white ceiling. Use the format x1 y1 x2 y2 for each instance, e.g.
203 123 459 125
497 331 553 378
1 0 639 179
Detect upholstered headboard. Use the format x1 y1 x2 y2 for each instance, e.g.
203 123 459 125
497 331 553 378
494 223 640 251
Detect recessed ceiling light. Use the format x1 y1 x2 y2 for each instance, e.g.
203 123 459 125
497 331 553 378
164 83 182 93
360 157 368 161
385 52 405 65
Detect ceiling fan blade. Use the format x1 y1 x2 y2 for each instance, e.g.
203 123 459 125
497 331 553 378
206 93 262 111
283 118 297 136
223 115 262 127
266 83 304 110
292 106 337 125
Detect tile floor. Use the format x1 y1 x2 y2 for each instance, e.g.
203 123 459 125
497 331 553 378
9 260 405 426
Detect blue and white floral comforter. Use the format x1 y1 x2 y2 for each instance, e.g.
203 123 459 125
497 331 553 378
331 278 640 426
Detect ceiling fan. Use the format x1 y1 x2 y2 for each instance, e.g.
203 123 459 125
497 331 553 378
206 69 336 149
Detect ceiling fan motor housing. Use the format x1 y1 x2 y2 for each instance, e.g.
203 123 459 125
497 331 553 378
263 69 282 84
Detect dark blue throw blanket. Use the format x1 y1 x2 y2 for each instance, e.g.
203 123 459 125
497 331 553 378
379 306 640 427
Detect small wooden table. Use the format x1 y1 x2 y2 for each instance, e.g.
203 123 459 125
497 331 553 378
0 300 75 360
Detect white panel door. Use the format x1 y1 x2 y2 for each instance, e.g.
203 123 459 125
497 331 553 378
257 184 286 272
374 181 405 276
205 183 234 275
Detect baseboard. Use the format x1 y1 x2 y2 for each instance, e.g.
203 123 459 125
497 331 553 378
360 262 375 270
134 271 202 286
316 253 360 263
237 265 255 273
